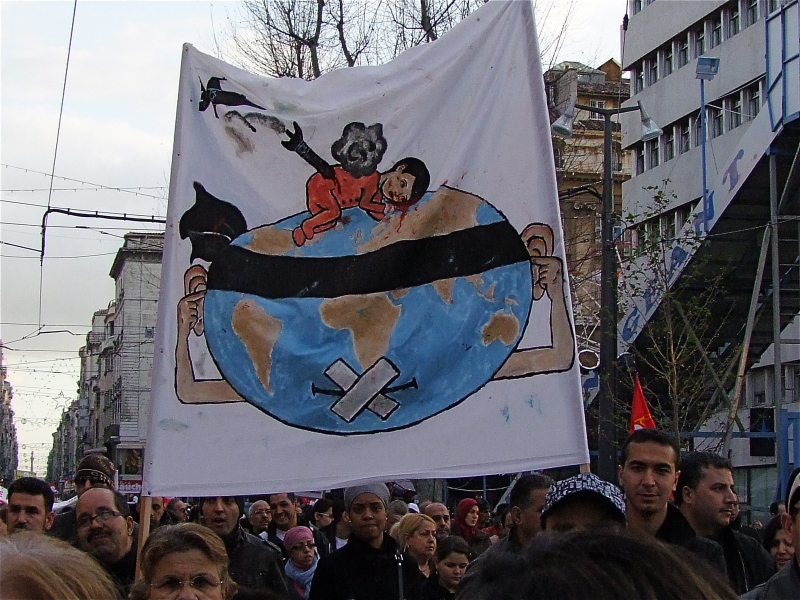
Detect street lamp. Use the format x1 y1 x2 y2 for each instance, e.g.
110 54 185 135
552 98 661 482
696 57 720 233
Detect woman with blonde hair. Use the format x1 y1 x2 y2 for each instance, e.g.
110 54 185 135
129 522 237 600
0 532 120 599
393 512 438 577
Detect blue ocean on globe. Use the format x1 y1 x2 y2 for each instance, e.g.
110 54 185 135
203 189 533 434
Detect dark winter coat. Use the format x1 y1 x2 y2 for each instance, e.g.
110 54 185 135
308 533 423 600
712 526 777 594
655 502 727 575
742 559 800 600
422 575 455 600
222 525 288 596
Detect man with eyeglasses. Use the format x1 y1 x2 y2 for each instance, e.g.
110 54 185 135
6 477 55 535
75 487 137 595
249 499 272 538
51 452 116 544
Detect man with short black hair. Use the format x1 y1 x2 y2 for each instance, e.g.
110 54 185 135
6 477 54 535
617 429 725 572
309 483 423 600
677 451 775 594
199 495 287 596
165 497 188 523
267 492 329 560
75 487 137 595
457 474 552 600
769 500 786 519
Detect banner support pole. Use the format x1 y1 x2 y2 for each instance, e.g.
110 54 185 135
136 496 153 579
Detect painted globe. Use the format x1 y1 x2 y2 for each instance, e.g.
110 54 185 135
203 187 533 433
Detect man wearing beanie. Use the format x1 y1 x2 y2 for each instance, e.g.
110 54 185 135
50 452 117 543
309 483 423 600
199 496 288 596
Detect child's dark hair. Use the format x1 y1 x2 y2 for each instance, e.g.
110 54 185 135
435 535 471 562
389 157 430 202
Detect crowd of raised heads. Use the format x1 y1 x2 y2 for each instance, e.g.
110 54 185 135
0 433 798 600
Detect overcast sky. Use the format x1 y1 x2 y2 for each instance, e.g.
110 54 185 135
0 0 625 477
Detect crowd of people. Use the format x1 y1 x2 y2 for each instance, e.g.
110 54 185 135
0 429 798 599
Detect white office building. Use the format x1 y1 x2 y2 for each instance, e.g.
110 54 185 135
619 0 799 520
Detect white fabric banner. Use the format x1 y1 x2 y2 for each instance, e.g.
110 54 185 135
144 0 588 497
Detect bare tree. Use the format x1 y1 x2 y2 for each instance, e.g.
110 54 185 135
618 182 737 445
215 0 576 79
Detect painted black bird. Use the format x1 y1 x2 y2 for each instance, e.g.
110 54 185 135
199 76 266 118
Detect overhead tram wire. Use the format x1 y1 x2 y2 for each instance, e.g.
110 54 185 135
39 0 79 328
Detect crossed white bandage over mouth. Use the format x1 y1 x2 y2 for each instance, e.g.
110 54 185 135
315 357 416 423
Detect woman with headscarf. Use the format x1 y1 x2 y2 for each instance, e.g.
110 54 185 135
283 526 318 599
450 498 491 557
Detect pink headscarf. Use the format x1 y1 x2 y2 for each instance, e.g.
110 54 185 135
284 526 314 553
454 498 478 543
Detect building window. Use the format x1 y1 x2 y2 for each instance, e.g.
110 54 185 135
695 26 706 57
768 0 782 14
693 115 704 146
663 45 673 76
678 36 689 68
711 106 724 137
679 121 691 153
753 372 766 406
636 147 645 174
747 85 761 120
646 58 658 85
728 95 742 130
711 16 722 47
589 99 605 120
676 204 690 231
634 67 644 94
729 4 740 36
664 127 675 161
612 151 622 172
662 212 676 240
553 146 563 169
747 0 759 25
632 0 642 14
647 139 660 169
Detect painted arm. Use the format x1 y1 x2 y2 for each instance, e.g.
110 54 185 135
175 290 244 403
495 255 575 378
282 121 335 180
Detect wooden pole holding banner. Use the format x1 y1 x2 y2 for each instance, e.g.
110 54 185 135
135 496 153 579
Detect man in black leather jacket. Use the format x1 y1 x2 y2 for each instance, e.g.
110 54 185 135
677 452 776 594
200 496 288 596
617 429 727 575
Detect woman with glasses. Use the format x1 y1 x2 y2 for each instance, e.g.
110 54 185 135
283 526 319 599
129 523 237 600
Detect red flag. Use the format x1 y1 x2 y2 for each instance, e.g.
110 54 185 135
630 373 656 433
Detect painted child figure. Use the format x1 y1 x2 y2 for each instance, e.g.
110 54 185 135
282 121 429 246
